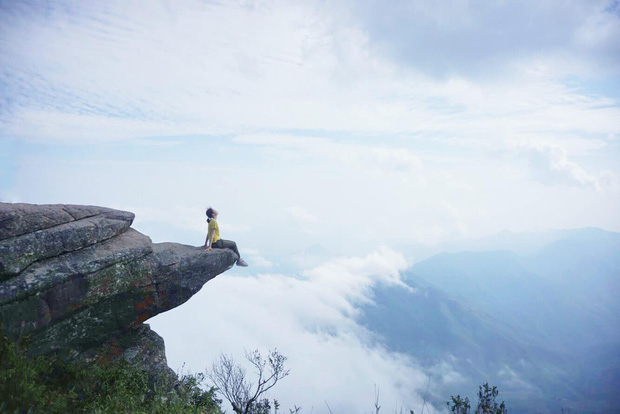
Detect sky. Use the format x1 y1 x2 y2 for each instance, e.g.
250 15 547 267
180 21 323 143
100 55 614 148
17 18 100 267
1 0 620 411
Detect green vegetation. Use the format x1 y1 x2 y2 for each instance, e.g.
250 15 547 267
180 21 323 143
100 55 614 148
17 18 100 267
0 331 223 413
447 383 508 414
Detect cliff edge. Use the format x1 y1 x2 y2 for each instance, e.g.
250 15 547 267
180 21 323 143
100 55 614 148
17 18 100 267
0 203 237 380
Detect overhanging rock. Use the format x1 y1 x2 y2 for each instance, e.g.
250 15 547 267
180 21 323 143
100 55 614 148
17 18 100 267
0 203 237 378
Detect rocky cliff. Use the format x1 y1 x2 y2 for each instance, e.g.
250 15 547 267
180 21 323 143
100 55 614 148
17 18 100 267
0 203 237 380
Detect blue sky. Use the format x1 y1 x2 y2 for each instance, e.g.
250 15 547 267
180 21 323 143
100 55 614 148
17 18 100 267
1 0 620 410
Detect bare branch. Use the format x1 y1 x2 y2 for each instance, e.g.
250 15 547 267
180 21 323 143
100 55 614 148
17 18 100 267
206 348 290 414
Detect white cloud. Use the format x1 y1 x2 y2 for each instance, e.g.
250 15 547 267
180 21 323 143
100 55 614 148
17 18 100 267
149 247 437 413
516 142 608 189
1 111 176 144
237 134 425 181
242 248 273 268
220 222 252 234
351 0 620 77
497 365 536 391
429 359 467 387
283 206 320 236
3 0 619 148
284 206 319 224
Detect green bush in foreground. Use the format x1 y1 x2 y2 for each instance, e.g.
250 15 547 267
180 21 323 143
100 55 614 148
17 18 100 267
0 331 223 414
447 382 508 414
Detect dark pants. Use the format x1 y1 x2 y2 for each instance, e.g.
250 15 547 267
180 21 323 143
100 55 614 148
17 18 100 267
213 239 240 257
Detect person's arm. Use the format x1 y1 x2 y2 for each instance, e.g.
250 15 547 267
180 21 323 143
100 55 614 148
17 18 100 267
205 226 214 250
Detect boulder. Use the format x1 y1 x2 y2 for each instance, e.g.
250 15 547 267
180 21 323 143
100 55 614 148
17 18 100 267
0 202 237 381
0 204 134 279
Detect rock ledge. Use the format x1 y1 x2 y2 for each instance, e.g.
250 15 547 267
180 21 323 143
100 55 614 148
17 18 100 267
0 203 237 379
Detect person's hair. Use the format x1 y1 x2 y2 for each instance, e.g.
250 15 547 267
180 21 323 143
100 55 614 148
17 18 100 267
206 207 214 223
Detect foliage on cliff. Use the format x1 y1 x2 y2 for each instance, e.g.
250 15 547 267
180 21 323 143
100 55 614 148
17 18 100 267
0 330 223 414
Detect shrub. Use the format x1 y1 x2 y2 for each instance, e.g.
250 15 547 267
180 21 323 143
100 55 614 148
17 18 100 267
447 383 508 414
0 330 223 413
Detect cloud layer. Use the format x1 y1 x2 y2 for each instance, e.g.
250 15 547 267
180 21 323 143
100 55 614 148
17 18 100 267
352 0 620 77
149 248 435 413
2 0 619 145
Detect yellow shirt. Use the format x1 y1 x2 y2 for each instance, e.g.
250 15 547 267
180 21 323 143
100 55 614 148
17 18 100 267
208 219 220 244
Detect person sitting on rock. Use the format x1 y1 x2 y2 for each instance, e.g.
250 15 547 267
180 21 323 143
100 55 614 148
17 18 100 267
204 207 248 267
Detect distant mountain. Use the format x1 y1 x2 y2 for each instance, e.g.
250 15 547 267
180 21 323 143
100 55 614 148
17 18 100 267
364 276 525 367
361 274 583 413
360 228 620 413
409 251 561 346
410 228 620 351
528 228 620 327
395 229 574 264
528 228 620 284
433 229 569 255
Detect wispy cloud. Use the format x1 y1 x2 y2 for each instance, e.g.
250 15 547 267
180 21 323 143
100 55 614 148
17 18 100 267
516 142 611 189
2 0 619 148
498 365 537 391
236 134 425 180
240 248 273 268
284 206 319 224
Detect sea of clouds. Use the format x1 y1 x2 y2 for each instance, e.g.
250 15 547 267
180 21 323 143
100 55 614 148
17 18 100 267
149 247 439 413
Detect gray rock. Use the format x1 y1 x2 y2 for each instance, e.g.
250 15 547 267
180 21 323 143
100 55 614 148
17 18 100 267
0 203 133 241
0 202 237 383
0 228 153 307
91 324 177 383
0 204 134 279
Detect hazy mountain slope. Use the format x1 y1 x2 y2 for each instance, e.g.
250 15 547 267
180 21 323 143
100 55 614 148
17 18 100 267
360 278 574 414
408 250 566 347
363 278 525 367
528 228 620 345
360 228 620 413
529 228 620 285
409 229 620 351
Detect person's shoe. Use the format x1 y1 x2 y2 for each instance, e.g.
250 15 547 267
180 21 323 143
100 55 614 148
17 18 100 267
236 258 248 267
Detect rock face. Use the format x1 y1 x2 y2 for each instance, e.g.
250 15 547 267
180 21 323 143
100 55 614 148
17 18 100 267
0 203 237 379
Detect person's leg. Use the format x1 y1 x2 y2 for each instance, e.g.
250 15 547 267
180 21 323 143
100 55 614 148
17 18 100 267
216 239 241 257
212 239 247 266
